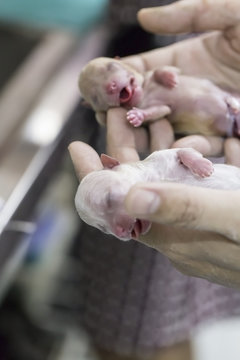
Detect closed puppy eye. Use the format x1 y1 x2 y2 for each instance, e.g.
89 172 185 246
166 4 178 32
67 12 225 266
106 193 113 208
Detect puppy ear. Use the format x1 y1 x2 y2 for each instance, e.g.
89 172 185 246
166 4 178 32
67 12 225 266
100 154 120 169
106 60 121 72
96 111 106 126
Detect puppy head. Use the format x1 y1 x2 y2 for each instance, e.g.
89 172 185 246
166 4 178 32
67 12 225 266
78 57 143 125
75 167 151 241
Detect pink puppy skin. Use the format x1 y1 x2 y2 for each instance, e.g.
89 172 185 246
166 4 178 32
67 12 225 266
75 148 240 241
79 57 240 137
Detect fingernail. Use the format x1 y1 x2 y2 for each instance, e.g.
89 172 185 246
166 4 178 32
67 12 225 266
127 188 161 216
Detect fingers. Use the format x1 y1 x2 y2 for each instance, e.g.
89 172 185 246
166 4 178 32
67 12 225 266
224 138 240 167
106 107 140 162
123 47 176 74
139 219 240 287
149 119 174 152
172 135 224 157
68 141 103 180
134 127 149 154
125 182 240 242
138 0 240 34
124 1 240 84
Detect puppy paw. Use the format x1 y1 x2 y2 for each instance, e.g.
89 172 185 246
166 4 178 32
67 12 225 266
191 158 214 178
126 108 144 127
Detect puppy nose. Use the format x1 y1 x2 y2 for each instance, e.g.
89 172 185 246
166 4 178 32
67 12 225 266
115 225 128 238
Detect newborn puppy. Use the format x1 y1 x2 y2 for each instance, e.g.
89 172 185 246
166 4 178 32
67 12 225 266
79 57 240 137
75 148 240 241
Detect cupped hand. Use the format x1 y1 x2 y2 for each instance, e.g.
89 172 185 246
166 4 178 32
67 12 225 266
134 0 240 82
124 182 240 288
69 141 240 288
114 0 240 164
70 1 240 288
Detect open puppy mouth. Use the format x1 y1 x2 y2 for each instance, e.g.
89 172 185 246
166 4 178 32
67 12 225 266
131 219 151 239
119 85 133 104
119 78 135 104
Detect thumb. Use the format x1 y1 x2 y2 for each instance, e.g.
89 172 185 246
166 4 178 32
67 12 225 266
124 183 240 242
68 141 103 181
138 0 240 34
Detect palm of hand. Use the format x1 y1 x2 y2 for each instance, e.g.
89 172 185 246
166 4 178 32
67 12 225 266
126 0 240 92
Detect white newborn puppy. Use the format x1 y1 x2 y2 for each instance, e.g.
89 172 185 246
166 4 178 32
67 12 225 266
75 148 240 241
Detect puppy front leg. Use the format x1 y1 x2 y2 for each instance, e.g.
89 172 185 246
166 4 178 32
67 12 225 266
126 105 171 127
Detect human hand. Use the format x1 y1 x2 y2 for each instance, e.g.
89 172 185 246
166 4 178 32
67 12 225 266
117 0 240 288
113 0 240 165
124 181 240 288
69 140 240 288
71 0 240 288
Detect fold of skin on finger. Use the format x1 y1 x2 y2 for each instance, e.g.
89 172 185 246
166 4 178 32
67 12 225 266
68 141 103 180
137 222 240 288
171 257 240 289
137 0 240 34
125 183 240 242
224 137 240 167
172 135 224 157
106 107 141 162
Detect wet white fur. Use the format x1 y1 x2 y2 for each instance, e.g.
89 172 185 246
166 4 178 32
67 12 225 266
75 148 240 239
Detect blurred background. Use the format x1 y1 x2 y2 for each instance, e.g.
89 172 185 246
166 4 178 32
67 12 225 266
0 1 240 359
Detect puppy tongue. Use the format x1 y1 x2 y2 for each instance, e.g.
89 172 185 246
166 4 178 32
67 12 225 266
119 86 132 103
131 219 151 239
